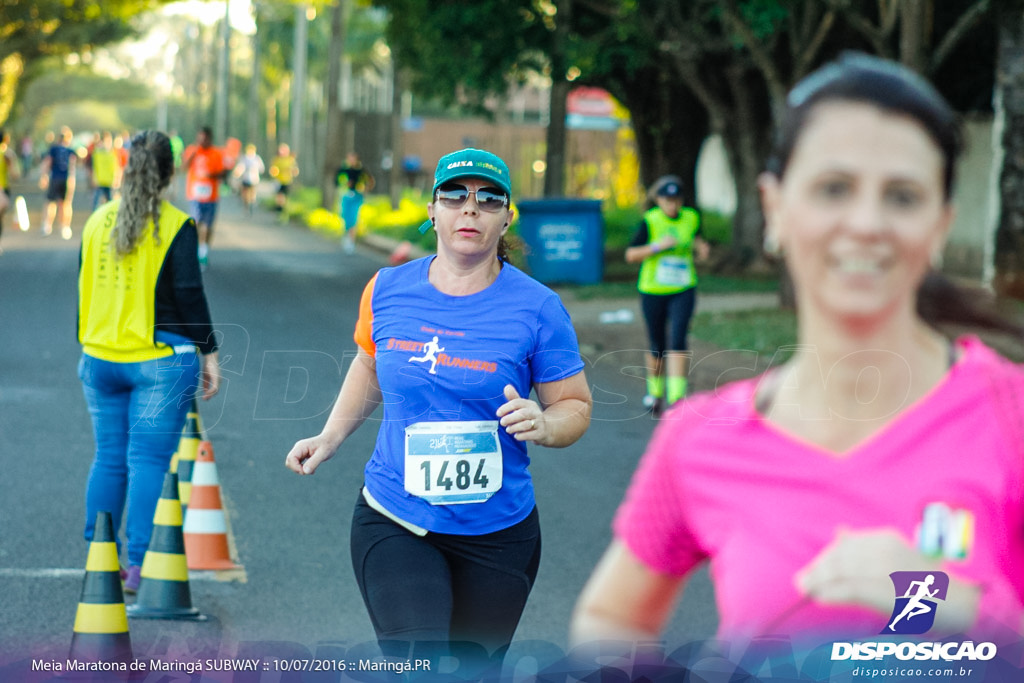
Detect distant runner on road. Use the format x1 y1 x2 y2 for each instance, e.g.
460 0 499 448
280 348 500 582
182 126 229 268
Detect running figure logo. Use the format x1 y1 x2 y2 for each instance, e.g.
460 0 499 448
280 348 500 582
884 571 949 635
409 336 445 374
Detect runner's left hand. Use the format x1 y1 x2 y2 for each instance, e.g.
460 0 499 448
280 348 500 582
497 385 544 442
795 528 931 615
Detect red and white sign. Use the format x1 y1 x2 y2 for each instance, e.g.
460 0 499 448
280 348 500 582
567 87 615 117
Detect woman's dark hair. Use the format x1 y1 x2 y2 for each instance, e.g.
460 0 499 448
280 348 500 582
113 130 175 256
768 52 1021 337
768 52 961 201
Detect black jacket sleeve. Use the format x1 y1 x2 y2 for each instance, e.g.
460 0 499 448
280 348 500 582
155 219 218 353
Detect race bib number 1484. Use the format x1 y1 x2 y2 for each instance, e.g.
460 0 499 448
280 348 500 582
404 421 503 505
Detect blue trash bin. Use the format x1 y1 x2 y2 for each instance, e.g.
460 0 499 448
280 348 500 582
515 199 604 285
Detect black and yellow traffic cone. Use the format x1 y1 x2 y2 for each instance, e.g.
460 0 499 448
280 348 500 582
169 395 201 473
126 472 206 620
69 511 132 664
171 398 202 515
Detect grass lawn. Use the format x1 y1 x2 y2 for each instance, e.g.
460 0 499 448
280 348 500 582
568 270 781 300
568 262 797 360
692 308 798 363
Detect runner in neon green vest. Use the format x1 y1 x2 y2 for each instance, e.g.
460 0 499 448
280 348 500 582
625 175 710 415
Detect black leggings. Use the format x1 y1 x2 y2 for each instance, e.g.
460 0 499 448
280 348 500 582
350 494 541 657
641 289 697 355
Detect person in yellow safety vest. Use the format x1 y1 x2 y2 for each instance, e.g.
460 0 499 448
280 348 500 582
625 175 710 416
0 129 21 251
78 130 221 594
269 143 299 214
90 131 117 211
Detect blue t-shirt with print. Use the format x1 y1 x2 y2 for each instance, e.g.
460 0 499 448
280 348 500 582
358 256 585 535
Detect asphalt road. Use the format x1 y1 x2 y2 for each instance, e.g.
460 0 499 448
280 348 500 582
0 175 719 680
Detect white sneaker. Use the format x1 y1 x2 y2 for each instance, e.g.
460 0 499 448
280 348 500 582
642 395 664 416
61 226 72 240
42 224 53 236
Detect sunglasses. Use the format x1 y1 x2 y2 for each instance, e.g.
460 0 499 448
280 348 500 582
435 184 509 212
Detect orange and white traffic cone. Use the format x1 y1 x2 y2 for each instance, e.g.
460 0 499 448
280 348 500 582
183 441 241 570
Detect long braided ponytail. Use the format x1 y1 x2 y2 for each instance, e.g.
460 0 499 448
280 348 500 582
113 130 174 256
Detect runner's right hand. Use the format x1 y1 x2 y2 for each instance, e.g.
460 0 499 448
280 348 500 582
285 435 338 475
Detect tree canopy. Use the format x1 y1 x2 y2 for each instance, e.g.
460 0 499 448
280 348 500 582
374 0 996 265
372 0 555 115
0 0 170 126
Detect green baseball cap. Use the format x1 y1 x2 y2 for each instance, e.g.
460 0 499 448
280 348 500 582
420 148 512 233
431 148 511 196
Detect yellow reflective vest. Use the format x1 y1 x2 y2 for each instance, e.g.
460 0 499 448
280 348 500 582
78 200 191 362
637 206 701 295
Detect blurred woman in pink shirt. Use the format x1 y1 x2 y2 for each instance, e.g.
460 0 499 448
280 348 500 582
572 53 1024 650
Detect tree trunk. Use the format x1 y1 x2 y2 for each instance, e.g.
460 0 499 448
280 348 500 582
718 128 766 270
247 10 262 150
543 0 572 197
389 60 404 210
214 1 231 144
717 64 773 272
613 66 707 206
192 22 210 136
899 0 930 72
291 5 308 179
320 0 347 210
544 78 569 197
993 0 1024 299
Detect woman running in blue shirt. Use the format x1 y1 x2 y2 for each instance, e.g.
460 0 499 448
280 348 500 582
286 148 592 661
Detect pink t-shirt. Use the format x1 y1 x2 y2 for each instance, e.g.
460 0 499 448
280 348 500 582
614 336 1024 644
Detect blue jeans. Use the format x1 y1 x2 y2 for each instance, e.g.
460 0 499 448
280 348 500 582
92 186 112 211
79 350 200 565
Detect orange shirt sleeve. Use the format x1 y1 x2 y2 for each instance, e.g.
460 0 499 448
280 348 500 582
353 273 379 357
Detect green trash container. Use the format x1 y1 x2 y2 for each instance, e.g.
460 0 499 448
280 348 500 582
515 199 603 284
